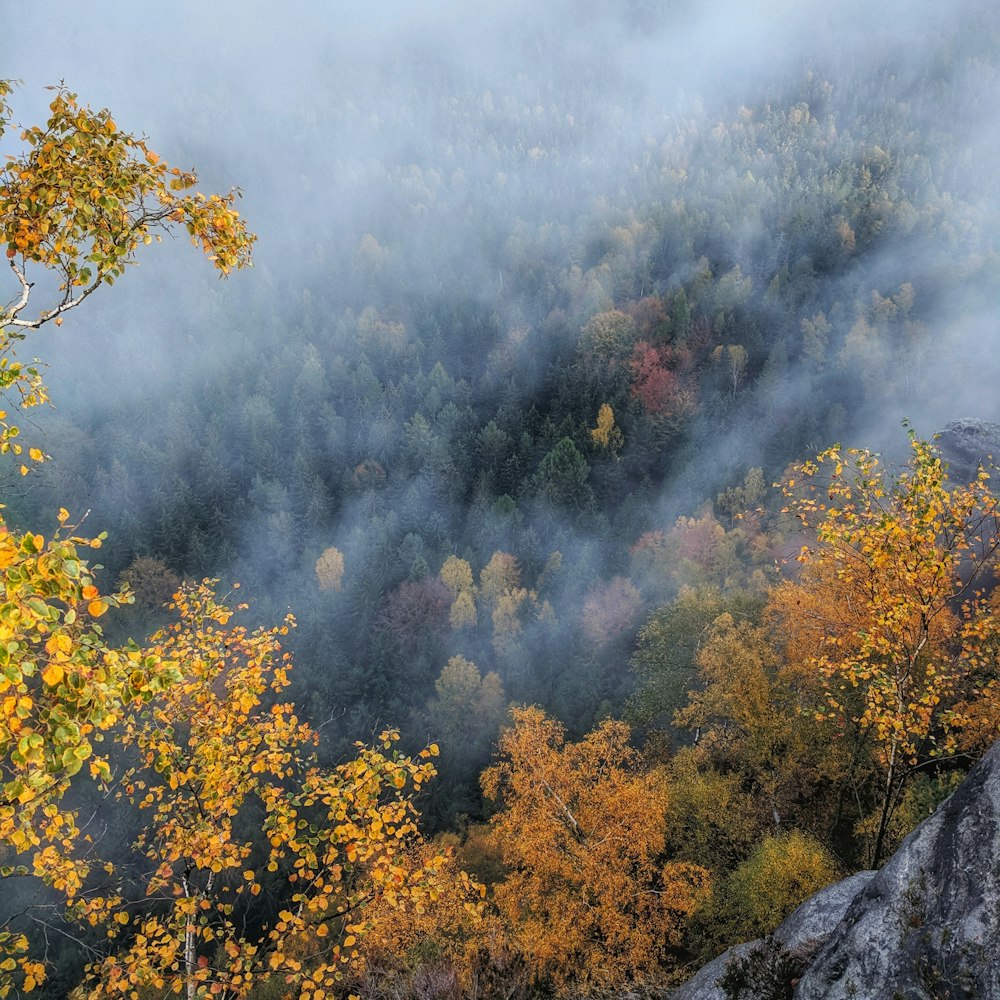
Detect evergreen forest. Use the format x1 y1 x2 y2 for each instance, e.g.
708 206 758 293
3 1 1000 996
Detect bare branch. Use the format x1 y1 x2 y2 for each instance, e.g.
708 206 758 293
3 258 33 323
6 272 103 330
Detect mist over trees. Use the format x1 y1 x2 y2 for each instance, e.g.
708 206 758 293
4 0 1000 995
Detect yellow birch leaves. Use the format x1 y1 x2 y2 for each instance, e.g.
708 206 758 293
0 515 172 996
79 583 463 1000
771 430 1000 863
1 83 254 295
772 431 1000 763
0 81 255 469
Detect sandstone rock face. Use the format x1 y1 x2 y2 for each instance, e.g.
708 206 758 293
794 741 1000 999
669 941 758 1000
936 417 1000 484
669 872 875 1000
670 740 1000 1000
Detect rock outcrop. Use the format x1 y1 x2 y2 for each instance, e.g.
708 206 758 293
671 739 1000 999
936 418 1000 484
794 739 1000 999
670 872 876 1000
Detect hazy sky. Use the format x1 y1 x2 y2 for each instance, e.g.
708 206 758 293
5 0 999 464
4 2 1000 753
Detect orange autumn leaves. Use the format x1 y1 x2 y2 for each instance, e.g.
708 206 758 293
366 706 713 995
482 707 708 991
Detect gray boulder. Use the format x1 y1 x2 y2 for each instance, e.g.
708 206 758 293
936 418 1000 484
669 872 876 1000
774 871 878 955
794 741 1000 999
670 738 1000 999
669 940 760 1000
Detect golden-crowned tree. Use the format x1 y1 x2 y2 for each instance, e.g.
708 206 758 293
770 430 1000 865
482 707 709 992
673 613 845 843
590 402 623 454
439 556 477 629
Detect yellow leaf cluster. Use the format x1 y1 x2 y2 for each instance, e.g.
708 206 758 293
79 583 470 1000
771 430 1000 863
0 513 173 991
439 556 478 628
590 402 624 452
0 81 255 469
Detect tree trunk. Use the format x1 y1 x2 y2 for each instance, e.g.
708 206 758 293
871 741 904 868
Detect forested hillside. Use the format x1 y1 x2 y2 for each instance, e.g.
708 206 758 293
3 0 1000 996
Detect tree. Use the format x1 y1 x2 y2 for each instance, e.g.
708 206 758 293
79 583 463 1000
378 577 451 652
707 830 839 953
439 556 474 599
629 340 697 420
117 555 181 611
672 614 841 839
589 402 623 454
577 309 637 370
421 657 505 824
770 430 1000 865
630 586 765 736
315 546 345 592
448 590 477 630
711 343 748 398
481 707 709 991
535 437 592 511
427 657 504 745
0 81 255 996
0 82 253 466
477 552 520 608
439 556 477 629
580 575 642 646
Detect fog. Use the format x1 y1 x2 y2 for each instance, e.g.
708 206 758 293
4 1 1000 756
8 1 997 411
